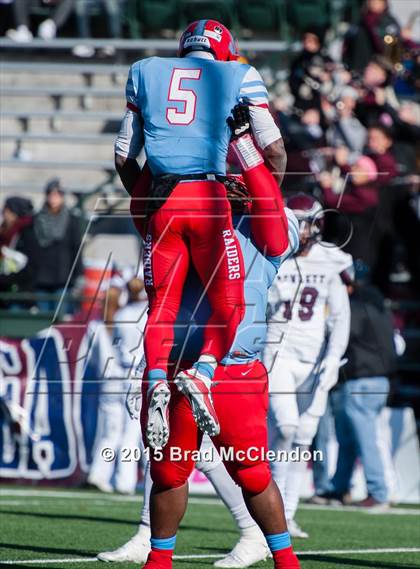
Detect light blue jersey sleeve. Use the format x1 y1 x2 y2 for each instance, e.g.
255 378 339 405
125 62 141 111
266 208 300 271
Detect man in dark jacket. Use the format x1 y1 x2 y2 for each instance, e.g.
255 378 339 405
343 0 400 72
289 27 333 112
34 178 83 312
329 281 397 508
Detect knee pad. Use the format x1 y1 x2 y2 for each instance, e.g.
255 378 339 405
150 461 189 490
229 462 272 495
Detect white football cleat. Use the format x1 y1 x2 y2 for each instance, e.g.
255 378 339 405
287 518 309 539
146 381 171 449
214 530 270 568
97 524 151 563
175 368 220 437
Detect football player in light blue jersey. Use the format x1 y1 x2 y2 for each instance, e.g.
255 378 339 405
117 104 301 569
114 20 287 456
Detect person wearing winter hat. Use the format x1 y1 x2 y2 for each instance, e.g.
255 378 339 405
1 196 34 249
0 195 37 301
33 178 83 312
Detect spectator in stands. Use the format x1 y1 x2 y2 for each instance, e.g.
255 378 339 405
366 124 398 183
0 0 14 37
0 197 38 305
72 0 123 58
355 56 400 127
281 106 328 192
343 0 400 71
289 27 333 112
6 0 73 42
0 197 33 249
328 275 397 509
322 153 379 213
33 178 83 312
321 153 382 269
378 102 420 176
325 86 367 160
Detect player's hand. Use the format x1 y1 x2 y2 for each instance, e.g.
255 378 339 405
319 356 340 391
125 358 145 420
227 103 251 140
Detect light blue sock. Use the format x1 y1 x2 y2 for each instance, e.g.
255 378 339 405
150 535 176 551
147 369 167 394
193 361 215 380
265 531 291 553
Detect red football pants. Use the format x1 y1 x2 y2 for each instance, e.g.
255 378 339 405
141 360 272 495
142 180 245 374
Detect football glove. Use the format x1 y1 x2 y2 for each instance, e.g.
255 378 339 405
227 103 251 139
319 356 341 392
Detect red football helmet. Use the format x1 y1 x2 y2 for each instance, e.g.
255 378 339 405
178 20 239 61
286 193 324 252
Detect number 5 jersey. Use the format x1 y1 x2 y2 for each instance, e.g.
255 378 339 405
115 54 281 175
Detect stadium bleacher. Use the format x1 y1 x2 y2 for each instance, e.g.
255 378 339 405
0 58 127 195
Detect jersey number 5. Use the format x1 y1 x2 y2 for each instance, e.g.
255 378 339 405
166 68 201 126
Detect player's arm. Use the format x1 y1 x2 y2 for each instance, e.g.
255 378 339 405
114 64 144 195
239 66 287 185
228 104 292 257
263 138 287 186
245 160 289 257
319 272 351 391
326 273 351 360
130 161 152 239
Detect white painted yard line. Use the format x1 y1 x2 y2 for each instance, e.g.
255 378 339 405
0 489 221 506
0 489 141 502
0 559 98 565
1 548 420 565
298 548 420 555
1 488 419 514
299 503 420 516
0 500 41 506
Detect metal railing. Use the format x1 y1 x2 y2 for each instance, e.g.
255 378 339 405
0 37 301 53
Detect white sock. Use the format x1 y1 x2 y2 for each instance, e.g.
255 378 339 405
241 524 265 540
270 428 296 497
203 462 256 530
284 444 308 520
139 461 151 527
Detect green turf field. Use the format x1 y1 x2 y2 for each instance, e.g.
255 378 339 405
0 486 419 568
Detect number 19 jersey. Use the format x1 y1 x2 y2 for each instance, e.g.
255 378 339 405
125 56 260 176
266 243 353 364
